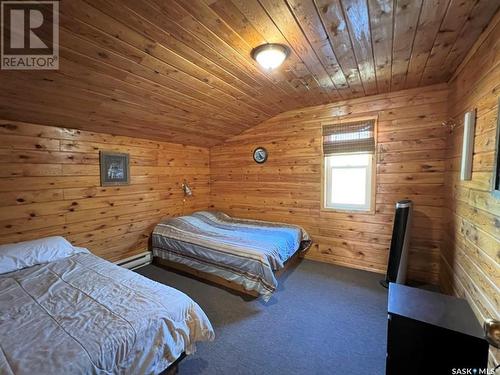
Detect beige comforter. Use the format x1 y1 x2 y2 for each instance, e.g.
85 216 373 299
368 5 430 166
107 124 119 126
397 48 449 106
0 252 214 375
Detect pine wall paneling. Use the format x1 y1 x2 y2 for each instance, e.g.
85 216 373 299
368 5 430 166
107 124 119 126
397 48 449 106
0 119 210 262
210 84 449 284
440 13 500 367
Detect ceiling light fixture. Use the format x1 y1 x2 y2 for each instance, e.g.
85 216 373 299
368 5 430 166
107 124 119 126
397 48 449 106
251 43 290 71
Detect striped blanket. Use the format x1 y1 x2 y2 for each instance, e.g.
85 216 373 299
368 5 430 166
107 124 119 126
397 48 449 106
152 211 310 301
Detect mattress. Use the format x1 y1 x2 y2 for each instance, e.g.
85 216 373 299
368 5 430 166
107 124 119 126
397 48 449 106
0 252 214 375
152 211 310 301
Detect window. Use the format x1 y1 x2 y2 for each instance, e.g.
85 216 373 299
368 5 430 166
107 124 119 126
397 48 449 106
322 119 376 212
324 153 373 210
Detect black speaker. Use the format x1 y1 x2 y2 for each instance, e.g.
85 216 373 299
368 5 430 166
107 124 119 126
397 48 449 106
380 200 412 288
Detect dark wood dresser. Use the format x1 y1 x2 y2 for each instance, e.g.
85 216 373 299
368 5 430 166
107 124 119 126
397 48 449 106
387 283 489 374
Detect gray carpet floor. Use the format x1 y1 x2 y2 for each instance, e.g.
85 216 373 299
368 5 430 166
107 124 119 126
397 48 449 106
137 259 388 375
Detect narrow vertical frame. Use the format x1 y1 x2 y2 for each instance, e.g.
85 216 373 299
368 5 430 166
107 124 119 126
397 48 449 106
460 109 476 181
492 98 500 198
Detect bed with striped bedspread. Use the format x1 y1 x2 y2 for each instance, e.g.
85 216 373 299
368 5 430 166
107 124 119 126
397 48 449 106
152 211 310 301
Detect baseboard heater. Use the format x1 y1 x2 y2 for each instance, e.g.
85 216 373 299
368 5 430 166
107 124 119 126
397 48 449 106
115 251 152 270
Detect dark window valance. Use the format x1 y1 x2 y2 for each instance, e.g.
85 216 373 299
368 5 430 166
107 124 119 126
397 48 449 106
322 120 375 155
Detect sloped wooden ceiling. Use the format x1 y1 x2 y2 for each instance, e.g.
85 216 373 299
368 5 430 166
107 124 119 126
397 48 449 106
0 0 498 146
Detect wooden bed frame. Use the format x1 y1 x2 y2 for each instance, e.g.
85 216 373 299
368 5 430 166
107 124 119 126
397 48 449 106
153 240 312 298
160 352 186 375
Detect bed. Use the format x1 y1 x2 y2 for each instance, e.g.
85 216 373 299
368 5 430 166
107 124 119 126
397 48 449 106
0 236 214 375
152 211 311 301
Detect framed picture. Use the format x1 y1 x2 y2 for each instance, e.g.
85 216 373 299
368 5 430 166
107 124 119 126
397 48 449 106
460 110 476 181
492 97 500 198
100 151 130 186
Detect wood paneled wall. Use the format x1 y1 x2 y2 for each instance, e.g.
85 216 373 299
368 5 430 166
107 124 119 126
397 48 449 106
440 13 500 367
0 119 210 262
210 84 449 284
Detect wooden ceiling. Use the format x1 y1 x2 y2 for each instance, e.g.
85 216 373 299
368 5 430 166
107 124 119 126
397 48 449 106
0 0 498 146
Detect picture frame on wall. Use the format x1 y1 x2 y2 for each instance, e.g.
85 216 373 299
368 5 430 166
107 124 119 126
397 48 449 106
460 109 476 181
100 151 130 186
492 97 500 198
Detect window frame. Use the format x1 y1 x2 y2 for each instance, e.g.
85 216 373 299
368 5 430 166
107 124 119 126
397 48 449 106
321 116 377 214
324 152 373 211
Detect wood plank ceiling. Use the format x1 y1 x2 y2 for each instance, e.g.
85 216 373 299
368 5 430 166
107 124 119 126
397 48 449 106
0 0 498 146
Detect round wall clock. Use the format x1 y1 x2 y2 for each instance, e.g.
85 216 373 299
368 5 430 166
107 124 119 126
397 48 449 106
253 147 268 164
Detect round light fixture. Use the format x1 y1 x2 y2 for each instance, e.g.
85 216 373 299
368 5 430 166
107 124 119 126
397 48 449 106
251 43 290 71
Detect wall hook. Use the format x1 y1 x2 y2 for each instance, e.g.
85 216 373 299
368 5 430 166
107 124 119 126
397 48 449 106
442 118 458 133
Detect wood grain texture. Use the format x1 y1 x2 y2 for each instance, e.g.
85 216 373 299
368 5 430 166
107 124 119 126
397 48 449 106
0 119 210 262
0 0 496 146
210 84 449 284
440 12 500 367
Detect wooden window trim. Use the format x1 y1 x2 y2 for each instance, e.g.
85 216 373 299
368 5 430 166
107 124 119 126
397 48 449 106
320 115 378 215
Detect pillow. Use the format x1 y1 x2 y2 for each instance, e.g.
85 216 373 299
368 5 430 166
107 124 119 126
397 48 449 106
0 236 89 274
